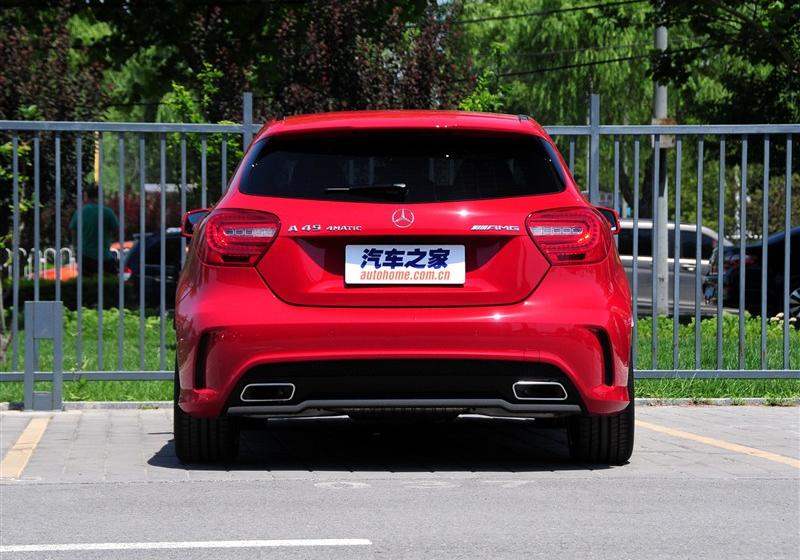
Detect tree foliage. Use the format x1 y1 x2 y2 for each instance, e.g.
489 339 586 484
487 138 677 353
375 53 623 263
275 0 466 114
71 0 466 121
654 0 800 123
0 3 106 250
461 0 653 125
458 68 508 113
0 4 106 122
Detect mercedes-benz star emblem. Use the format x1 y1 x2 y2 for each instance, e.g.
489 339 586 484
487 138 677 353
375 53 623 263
391 208 415 228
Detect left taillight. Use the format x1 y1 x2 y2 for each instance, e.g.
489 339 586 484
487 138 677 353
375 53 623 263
198 209 280 266
526 207 610 265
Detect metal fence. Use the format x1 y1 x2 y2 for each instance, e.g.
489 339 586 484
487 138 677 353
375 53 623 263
1 93 798 382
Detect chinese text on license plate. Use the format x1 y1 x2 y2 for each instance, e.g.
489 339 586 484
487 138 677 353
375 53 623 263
345 245 465 285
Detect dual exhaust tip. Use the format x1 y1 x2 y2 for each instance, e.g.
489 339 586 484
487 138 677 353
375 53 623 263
512 381 568 401
240 383 295 402
240 380 567 403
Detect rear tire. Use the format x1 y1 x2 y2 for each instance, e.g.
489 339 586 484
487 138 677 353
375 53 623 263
173 368 240 463
789 287 800 321
567 369 634 465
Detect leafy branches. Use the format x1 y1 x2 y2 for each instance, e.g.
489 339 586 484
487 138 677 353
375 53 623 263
274 0 468 114
654 0 800 123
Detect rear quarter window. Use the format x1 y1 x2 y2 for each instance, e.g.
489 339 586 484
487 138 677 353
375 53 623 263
238 132 566 202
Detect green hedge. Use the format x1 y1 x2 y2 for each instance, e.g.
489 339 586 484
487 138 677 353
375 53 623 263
3 277 148 311
0 307 174 373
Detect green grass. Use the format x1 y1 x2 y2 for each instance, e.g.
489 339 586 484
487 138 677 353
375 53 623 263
0 308 797 402
635 379 799 400
1 307 175 372
635 314 800 370
0 380 173 402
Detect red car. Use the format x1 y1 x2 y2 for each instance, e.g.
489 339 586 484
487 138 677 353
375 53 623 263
174 111 634 465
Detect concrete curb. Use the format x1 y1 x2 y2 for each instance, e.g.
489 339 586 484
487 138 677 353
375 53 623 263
637 397 800 407
0 401 171 411
2 398 799 411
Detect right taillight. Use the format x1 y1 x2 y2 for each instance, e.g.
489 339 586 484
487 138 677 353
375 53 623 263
199 208 280 266
526 207 610 265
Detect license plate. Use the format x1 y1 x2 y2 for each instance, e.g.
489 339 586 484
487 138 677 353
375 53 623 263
345 245 465 285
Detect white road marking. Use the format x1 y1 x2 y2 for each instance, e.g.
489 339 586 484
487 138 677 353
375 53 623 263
314 481 372 489
0 538 373 553
402 481 458 489
482 480 538 488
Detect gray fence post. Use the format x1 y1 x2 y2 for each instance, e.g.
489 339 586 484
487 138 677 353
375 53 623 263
23 301 63 411
588 94 601 205
243 91 253 149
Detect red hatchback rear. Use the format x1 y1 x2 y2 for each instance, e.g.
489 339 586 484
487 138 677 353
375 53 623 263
174 111 634 464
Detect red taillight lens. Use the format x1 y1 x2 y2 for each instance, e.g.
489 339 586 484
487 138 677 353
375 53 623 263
200 209 280 266
526 207 610 265
724 253 756 269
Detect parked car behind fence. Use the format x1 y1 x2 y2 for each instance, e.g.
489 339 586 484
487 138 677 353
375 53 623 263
703 227 800 319
617 220 731 316
124 228 183 310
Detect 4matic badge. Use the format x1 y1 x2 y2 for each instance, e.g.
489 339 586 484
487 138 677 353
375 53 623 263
287 224 363 233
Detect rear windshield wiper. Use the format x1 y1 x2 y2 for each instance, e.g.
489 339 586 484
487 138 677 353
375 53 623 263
324 183 408 198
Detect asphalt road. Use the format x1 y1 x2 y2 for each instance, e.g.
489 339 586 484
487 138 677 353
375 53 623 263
1 406 798 559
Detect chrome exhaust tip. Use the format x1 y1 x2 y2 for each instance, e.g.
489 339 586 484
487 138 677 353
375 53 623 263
512 381 568 401
240 383 296 402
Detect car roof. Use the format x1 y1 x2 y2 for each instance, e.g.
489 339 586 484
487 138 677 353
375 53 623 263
255 110 549 141
762 225 800 244
132 228 182 242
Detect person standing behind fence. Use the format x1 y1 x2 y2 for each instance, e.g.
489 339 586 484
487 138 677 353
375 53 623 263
69 184 119 275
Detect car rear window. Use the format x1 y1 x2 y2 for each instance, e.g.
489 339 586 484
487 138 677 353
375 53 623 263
125 235 182 269
238 132 566 202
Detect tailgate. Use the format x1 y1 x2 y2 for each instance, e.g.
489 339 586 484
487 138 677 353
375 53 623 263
256 199 551 307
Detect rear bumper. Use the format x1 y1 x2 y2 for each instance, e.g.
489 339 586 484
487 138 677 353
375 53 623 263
227 400 582 418
176 262 632 418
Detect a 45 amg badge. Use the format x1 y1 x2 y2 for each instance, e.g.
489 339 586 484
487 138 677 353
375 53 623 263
287 224 363 232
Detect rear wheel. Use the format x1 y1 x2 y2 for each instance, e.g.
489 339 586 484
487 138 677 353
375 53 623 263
567 369 634 465
173 368 240 463
790 287 800 320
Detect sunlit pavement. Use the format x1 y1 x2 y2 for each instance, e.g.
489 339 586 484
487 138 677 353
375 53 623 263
1 406 798 559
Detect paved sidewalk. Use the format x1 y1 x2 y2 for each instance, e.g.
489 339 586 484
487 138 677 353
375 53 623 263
0 406 797 483
1 406 798 559
0 414 30 459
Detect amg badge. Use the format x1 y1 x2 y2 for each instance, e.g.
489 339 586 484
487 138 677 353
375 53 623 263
470 225 521 231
